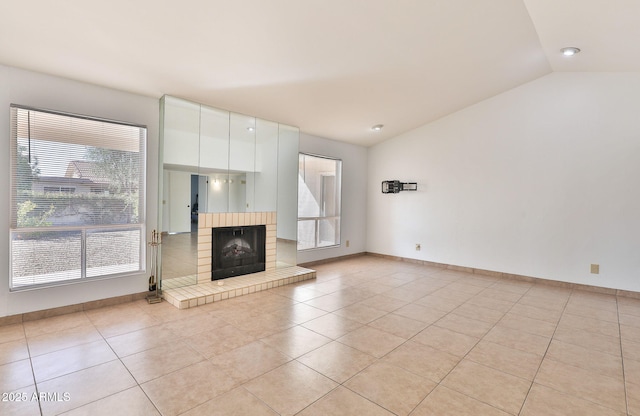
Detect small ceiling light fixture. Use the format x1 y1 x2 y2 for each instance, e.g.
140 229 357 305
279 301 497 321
372 124 384 131
561 47 581 56
247 126 255 132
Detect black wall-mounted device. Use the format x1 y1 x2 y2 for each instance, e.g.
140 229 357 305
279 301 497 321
381 180 417 194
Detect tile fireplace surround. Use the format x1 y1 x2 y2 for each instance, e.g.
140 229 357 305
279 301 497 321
163 212 315 309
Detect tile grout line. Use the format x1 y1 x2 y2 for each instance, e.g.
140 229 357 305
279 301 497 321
301 270 506 415
99 315 165 416
513 284 571 416
252 269 422 415
616 296 630 416
516 290 630 415
408 276 532 416
31 306 170 415
23 322 44 416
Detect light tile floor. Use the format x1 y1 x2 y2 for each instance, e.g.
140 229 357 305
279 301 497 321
1 255 639 415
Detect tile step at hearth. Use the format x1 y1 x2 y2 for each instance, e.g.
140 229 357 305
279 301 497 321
162 266 316 309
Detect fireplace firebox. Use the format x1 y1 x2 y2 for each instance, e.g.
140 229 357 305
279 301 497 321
211 225 266 280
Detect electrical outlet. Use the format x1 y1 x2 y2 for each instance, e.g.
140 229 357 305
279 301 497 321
590 264 600 274
346 240 350 248
415 243 421 251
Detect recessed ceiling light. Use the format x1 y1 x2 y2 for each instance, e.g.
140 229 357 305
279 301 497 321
561 47 581 56
247 126 255 132
372 124 384 131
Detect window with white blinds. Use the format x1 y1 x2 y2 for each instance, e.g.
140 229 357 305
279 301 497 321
9 105 146 289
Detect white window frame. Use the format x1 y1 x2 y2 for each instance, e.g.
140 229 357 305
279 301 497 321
9 105 147 290
297 153 342 250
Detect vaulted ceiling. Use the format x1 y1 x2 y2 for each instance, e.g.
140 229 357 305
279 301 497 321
1 1 638 146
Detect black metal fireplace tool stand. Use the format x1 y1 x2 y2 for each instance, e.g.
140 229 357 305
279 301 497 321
146 229 162 304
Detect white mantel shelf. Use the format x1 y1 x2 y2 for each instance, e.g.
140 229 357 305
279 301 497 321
162 266 316 309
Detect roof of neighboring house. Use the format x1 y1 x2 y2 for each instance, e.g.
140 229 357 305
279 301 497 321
65 161 110 184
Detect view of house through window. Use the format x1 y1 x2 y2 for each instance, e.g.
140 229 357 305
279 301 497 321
297 153 342 250
9 105 146 289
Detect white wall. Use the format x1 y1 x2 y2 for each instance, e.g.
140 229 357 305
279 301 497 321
298 133 368 264
0 65 159 317
367 72 640 292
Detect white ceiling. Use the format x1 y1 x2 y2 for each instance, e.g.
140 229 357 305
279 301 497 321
0 0 637 147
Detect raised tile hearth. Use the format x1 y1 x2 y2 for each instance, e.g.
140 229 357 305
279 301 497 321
162 266 316 309
161 211 314 309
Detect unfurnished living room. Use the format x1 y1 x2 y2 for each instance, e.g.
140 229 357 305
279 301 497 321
1 1 639 415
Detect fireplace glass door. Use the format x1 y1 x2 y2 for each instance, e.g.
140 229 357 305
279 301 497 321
211 225 266 280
